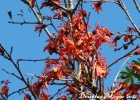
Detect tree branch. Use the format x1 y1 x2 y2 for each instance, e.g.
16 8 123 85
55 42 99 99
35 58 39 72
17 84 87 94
0 44 39 100
21 0 52 37
108 45 140 68
133 0 140 12
8 21 40 25
2 69 22 80
49 85 67 100
8 87 27 97
118 0 140 36
50 0 69 12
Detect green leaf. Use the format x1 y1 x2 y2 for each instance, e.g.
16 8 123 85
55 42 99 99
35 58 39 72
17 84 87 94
132 60 140 66
132 73 140 80
138 58 140 62
119 75 130 79
20 10 24 15
124 77 131 84
8 11 12 19
130 77 134 85
126 66 131 73
120 71 130 75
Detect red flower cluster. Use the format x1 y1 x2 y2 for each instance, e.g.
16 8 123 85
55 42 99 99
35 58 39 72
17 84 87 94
44 10 111 80
112 82 140 99
92 0 104 14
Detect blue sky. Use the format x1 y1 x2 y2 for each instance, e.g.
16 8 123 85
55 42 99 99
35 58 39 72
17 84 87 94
0 0 140 99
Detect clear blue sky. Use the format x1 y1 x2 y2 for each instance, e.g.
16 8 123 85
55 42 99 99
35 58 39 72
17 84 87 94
0 0 140 99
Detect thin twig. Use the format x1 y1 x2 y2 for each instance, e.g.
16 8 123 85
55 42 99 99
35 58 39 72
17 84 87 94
8 87 27 97
118 0 140 36
35 0 42 17
68 0 74 9
47 16 58 32
74 0 81 12
108 45 140 68
19 58 47 62
0 93 7 100
111 31 140 38
2 69 22 80
10 47 13 56
8 21 39 25
115 37 137 51
133 0 140 12
18 58 62 62
48 82 66 85
0 44 38 100
25 73 73 81
49 85 67 100
31 8 52 37
64 0 68 7
49 0 68 11
84 0 117 3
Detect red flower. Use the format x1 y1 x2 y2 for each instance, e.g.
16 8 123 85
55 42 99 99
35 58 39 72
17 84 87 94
43 38 57 55
130 64 140 73
41 92 50 100
0 46 4 54
40 2 53 9
56 95 68 100
92 0 104 14
125 27 135 33
53 9 63 20
134 49 140 55
34 24 46 36
31 0 36 8
1 86 9 95
92 64 108 79
95 22 101 29
24 94 31 100
111 36 121 50
124 34 134 45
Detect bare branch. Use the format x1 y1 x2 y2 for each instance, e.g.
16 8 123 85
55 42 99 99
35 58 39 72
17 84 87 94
133 0 140 12
48 82 66 85
49 85 67 100
64 0 68 7
68 0 74 9
25 74 40 78
35 0 42 17
19 58 46 62
10 47 13 56
50 0 69 11
8 87 27 97
118 0 140 36
115 37 137 51
2 69 22 80
84 0 117 3
0 93 7 100
111 31 140 38
25 73 73 81
18 58 60 62
108 45 140 68
47 16 58 32
0 44 39 100
74 0 81 12
8 21 40 25
77 59 81 76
